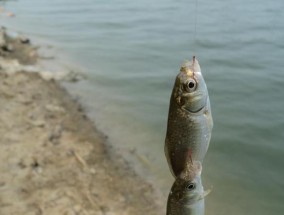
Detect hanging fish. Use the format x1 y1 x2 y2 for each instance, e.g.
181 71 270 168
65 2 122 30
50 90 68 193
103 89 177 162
166 163 209 215
165 56 213 178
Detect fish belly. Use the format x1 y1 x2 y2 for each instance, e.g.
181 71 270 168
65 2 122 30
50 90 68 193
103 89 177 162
165 103 211 177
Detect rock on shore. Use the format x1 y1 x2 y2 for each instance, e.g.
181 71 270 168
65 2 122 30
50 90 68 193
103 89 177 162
0 28 163 215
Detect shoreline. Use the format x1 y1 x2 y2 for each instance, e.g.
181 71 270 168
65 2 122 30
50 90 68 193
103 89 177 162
0 27 163 214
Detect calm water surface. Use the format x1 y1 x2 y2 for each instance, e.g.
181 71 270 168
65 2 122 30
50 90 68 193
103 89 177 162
1 0 284 214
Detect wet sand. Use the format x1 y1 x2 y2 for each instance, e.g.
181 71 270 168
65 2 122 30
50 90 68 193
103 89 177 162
0 27 163 215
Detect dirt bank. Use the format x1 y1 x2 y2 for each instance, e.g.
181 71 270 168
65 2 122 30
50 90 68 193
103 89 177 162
0 28 163 215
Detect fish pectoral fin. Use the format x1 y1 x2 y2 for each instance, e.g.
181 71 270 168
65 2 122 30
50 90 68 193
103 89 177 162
203 188 212 198
196 188 212 201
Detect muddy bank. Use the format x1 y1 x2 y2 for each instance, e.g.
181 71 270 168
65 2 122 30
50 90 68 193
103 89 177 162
0 28 163 215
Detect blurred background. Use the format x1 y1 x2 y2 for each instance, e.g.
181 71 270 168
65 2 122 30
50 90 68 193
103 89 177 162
1 0 283 214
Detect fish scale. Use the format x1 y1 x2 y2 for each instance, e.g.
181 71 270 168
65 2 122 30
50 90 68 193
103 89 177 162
165 57 213 178
165 57 213 215
166 175 205 215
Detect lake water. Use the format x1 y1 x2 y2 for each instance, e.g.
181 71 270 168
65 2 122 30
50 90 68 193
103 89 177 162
1 0 284 214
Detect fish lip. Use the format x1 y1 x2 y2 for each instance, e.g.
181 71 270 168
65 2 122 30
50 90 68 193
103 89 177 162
182 105 205 114
181 96 207 114
178 193 204 205
179 91 207 114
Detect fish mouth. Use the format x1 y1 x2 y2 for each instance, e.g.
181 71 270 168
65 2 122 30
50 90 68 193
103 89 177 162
182 105 205 114
180 93 207 114
179 193 204 205
181 97 207 113
179 189 211 205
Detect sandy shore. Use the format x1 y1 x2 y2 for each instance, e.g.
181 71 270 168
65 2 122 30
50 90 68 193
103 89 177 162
0 28 163 215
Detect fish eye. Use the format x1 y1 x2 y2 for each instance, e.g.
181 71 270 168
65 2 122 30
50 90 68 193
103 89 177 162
186 183 196 191
188 82 195 89
184 79 197 92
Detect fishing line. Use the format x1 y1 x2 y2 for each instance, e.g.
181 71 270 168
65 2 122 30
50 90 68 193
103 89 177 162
193 0 199 55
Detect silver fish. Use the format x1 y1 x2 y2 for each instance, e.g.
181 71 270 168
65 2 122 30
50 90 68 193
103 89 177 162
166 171 207 215
165 56 213 178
